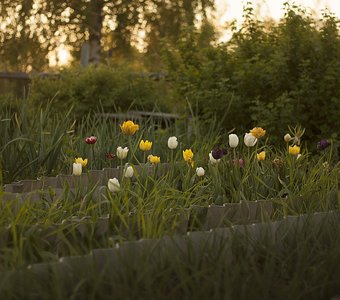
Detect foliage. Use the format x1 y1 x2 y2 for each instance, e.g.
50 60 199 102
163 3 340 141
0 0 214 70
28 65 171 116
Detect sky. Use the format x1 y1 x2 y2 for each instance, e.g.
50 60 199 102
51 0 340 66
215 0 340 41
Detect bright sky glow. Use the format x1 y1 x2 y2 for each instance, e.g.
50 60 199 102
215 0 340 42
48 44 72 67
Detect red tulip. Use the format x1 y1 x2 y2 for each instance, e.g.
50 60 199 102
85 136 97 144
106 152 114 160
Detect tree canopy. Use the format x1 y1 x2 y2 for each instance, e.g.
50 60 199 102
0 0 214 71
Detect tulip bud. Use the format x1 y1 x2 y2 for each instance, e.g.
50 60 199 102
116 146 129 160
317 139 330 151
108 178 120 193
284 133 292 143
244 133 257 147
196 167 205 177
257 151 266 161
72 163 82 176
322 161 329 169
124 165 134 178
168 136 178 149
228 134 239 148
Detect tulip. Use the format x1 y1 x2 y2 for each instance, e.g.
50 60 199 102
120 120 139 135
244 133 257 147
168 136 178 149
196 167 205 177
284 133 292 143
257 151 266 161
272 157 284 169
322 161 329 169
106 152 114 160
296 154 302 160
289 145 300 155
139 140 152 151
228 134 239 148
211 148 225 160
183 149 194 162
317 139 330 151
85 136 97 144
209 152 220 164
124 165 134 178
108 178 120 193
148 154 161 164
72 163 82 176
250 127 266 139
116 146 129 160
232 158 245 167
75 157 88 167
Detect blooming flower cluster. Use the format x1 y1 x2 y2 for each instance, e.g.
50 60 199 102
71 121 330 197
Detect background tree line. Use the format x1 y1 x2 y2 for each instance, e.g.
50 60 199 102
0 0 214 71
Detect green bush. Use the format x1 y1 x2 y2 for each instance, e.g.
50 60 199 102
29 65 171 116
162 3 340 142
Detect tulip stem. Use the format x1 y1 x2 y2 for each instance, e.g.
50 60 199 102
91 145 95 170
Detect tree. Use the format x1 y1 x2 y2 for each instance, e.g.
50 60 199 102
0 0 214 71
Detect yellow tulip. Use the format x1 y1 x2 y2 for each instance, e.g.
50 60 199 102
75 157 88 167
139 140 152 151
257 151 266 161
183 149 194 162
120 120 139 135
250 127 266 139
289 145 301 155
148 155 161 164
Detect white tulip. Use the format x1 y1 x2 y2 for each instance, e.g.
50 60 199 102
284 133 292 143
228 134 239 148
124 165 134 178
196 167 205 177
296 154 302 160
72 163 82 176
167 136 178 149
108 178 120 192
116 146 129 160
244 133 257 147
209 152 220 164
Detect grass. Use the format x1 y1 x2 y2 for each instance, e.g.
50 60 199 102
0 212 339 299
0 105 339 299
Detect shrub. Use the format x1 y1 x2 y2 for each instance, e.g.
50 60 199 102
29 65 171 116
162 3 340 142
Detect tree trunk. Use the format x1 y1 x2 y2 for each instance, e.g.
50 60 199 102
88 0 104 66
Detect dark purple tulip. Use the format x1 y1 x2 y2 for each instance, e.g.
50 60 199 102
317 139 330 151
212 148 224 160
